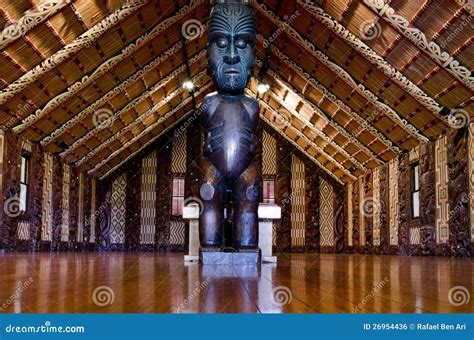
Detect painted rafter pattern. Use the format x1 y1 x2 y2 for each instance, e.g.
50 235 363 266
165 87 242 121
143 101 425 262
363 0 473 91
258 38 402 155
295 0 447 119
258 63 385 166
252 8 430 143
249 89 356 182
91 80 212 176
77 70 208 168
13 1 207 133
0 0 72 50
0 0 150 106
56 50 207 157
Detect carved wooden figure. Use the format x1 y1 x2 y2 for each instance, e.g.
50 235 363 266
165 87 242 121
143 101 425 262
199 1 261 249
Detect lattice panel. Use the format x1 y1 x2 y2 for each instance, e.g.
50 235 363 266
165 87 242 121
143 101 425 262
140 151 157 245
469 124 474 242
347 183 353 247
17 220 30 240
60 164 70 242
169 220 185 245
291 155 305 247
171 132 187 174
41 153 54 241
372 168 381 246
435 136 449 244
410 227 421 245
111 173 126 245
319 178 334 247
388 158 399 246
262 130 277 175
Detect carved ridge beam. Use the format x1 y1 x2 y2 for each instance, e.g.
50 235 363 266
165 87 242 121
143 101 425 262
259 111 345 185
248 89 356 182
0 0 72 50
252 11 430 143
256 79 368 173
90 80 211 176
256 38 403 155
294 0 448 120
77 70 208 167
12 1 207 133
363 0 473 91
0 0 150 106
57 50 207 158
256 64 384 166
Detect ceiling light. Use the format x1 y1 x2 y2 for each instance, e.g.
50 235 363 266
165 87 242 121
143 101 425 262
258 82 270 94
183 80 195 91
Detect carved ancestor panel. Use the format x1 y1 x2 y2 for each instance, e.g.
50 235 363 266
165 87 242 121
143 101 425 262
334 185 345 253
352 178 360 249
140 151 157 245
378 163 389 253
0 130 3 199
347 183 353 247
83 174 91 245
30 144 44 250
320 178 335 247
262 130 277 175
358 177 366 247
60 164 70 242
156 143 172 249
69 167 79 246
77 172 85 243
398 153 410 255
419 142 436 255
469 124 474 243
89 179 97 244
275 137 292 252
41 153 54 242
291 155 305 249
126 159 141 250
447 129 470 257
51 157 63 249
110 173 126 245
435 136 449 244
388 158 399 246
372 168 381 246
304 160 320 252
364 172 373 247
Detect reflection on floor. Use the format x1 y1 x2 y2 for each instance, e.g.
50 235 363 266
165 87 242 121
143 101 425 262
0 253 471 313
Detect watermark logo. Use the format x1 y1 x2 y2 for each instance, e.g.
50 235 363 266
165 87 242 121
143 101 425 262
273 109 292 129
3 196 22 218
263 11 301 48
92 108 114 129
271 286 293 306
181 19 204 41
352 277 389 313
92 285 115 307
448 286 470 306
361 197 382 218
359 20 382 41
448 109 470 129
0 277 34 311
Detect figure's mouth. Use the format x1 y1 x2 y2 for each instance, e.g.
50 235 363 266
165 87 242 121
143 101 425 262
224 69 240 75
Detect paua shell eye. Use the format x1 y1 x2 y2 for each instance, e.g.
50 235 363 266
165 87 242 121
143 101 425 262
216 38 228 48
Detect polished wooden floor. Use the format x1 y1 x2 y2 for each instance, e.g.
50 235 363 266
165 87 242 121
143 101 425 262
0 252 471 313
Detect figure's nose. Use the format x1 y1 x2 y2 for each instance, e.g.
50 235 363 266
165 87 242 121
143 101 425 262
223 41 240 64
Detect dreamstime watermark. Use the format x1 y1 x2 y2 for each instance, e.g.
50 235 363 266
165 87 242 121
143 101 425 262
0 277 34 311
262 11 301 48
361 197 383 218
174 278 211 312
271 286 293 306
439 15 473 48
3 196 22 218
181 19 205 41
447 109 470 129
84 190 121 228
92 108 114 129
352 277 389 313
455 0 474 14
92 285 115 307
5 321 85 334
359 20 382 41
273 109 292 129
448 286 470 306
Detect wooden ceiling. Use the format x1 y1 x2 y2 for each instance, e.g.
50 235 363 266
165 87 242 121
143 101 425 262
0 0 472 183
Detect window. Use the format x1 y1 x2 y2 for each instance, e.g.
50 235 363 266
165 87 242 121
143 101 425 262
411 163 420 219
19 155 29 213
262 179 275 204
171 178 185 216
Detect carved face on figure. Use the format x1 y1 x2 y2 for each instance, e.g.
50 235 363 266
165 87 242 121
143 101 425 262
207 3 256 93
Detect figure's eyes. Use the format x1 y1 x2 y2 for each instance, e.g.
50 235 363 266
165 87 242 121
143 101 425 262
235 38 247 49
216 38 228 48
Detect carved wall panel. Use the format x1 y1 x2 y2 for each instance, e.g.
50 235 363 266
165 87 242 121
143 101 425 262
419 142 436 255
435 136 449 244
69 166 79 248
347 183 353 247
29 144 44 250
110 173 126 246
126 159 141 250
275 136 292 252
60 164 70 243
97 179 111 251
140 151 157 245
334 184 345 253
156 143 172 251
83 174 91 247
41 153 54 242
291 154 305 250
469 124 474 243
304 160 320 253
358 177 366 248
447 129 470 257
262 130 277 176
398 153 410 255
388 158 399 247
363 172 373 249
351 178 360 250
378 163 389 253
0 130 4 208
372 168 381 246
51 157 63 250
320 178 335 249
89 178 97 245
77 172 85 243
